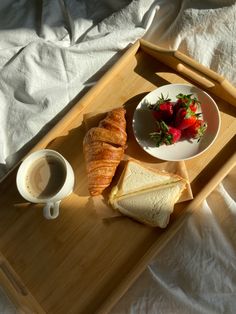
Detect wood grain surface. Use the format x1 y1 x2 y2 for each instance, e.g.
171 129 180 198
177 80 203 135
0 40 235 313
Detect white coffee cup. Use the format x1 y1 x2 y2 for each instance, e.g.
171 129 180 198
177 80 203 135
16 149 75 219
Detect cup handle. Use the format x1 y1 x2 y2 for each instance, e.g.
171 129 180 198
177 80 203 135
43 201 61 220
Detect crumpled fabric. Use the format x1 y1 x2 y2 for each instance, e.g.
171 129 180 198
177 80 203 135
0 1 235 314
0 0 158 180
111 168 236 314
144 0 236 86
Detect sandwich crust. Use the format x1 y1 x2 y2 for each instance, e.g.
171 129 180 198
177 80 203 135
109 159 187 228
109 159 187 201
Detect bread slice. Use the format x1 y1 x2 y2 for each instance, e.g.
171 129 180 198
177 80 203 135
109 159 185 201
109 159 187 228
110 181 186 228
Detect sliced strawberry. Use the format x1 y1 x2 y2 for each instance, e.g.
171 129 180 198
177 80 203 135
182 119 207 141
150 121 181 147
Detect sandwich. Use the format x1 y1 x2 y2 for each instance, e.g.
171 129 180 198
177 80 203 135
109 159 186 228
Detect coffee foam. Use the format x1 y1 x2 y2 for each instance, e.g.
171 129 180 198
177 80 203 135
25 155 66 199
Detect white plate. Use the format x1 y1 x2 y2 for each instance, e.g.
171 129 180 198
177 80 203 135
132 84 221 161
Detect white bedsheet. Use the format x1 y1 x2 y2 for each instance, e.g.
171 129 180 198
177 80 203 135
111 168 236 314
0 1 235 313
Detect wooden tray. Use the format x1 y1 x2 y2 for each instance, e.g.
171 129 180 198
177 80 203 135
0 252 45 313
0 39 236 314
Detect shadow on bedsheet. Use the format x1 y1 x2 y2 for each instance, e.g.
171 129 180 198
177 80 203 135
1 45 132 183
0 0 145 184
1 85 92 183
0 1 132 35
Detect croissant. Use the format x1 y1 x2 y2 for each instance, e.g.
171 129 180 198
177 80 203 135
83 107 127 196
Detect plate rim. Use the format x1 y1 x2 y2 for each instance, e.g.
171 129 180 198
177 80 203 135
132 83 221 161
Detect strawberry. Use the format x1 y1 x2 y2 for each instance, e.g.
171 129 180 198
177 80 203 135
176 93 200 112
182 119 207 141
150 121 181 147
147 94 174 122
175 107 200 130
152 109 163 121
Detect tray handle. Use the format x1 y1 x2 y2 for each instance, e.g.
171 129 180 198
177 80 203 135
140 39 236 106
0 260 28 296
0 255 45 313
97 137 236 314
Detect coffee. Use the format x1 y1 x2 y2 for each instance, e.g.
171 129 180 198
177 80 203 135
25 155 66 199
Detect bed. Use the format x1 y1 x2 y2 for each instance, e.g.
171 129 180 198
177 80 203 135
0 1 235 313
